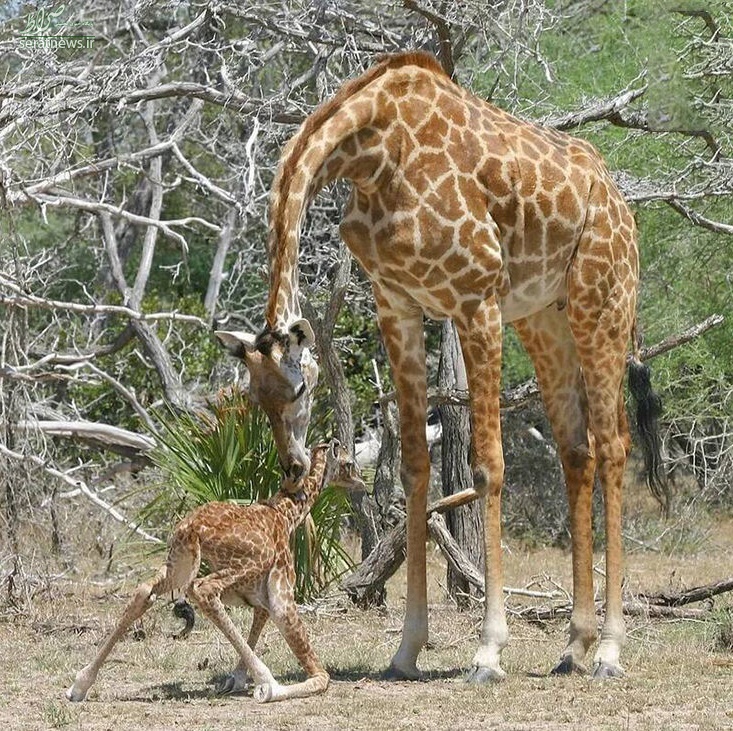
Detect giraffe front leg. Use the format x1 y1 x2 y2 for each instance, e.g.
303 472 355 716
259 575 329 702
376 303 430 681
189 572 278 699
456 301 508 684
215 606 269 695
386 466 430 680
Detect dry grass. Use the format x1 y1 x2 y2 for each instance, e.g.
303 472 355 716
2 518 732 731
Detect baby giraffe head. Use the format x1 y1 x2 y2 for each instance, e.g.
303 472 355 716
320 439 367 493
296 439 366 504
216 320 318 488
271 439 366 524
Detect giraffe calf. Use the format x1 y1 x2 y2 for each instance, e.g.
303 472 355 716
66 439 364 703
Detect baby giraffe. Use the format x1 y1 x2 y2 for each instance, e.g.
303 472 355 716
66 439 365 703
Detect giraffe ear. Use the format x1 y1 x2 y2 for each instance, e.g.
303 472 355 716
288 319 315 349
214 330 257 358
328 438 342 460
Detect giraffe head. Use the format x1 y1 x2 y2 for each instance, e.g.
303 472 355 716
215 320 318 486
321 439 366 492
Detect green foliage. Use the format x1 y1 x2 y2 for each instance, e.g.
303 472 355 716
332 304 390 432
501 326 534 389
150 388 354 602
154 390 281 504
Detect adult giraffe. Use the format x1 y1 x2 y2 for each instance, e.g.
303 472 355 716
216 52 664 682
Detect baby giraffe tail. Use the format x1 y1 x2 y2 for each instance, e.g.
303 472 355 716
66 528 201 702
627 324 669 515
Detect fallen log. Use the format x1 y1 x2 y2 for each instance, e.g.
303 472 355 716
340 521 407 607
344 505 733 620
639 577 733 607
518 600 711 622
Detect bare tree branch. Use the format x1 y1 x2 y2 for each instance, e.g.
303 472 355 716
0 443 162 544
547 83 648 131
666 201 733 236
0 275 208 328
16 420 154 456
637 314 725 361
25 192 217 249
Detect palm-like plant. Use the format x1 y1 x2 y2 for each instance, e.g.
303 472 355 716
151 387 354 602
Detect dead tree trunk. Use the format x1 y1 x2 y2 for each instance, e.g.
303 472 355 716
438 321 484 607
303 246 382 562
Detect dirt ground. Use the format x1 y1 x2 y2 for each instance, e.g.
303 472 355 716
2 519 733 731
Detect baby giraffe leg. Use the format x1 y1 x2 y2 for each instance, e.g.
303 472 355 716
189 573 279 702
216 607 269 695
66 567 171 702
262 578 329 702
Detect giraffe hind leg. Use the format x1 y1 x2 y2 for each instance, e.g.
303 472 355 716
67 533 200 701
567 246 638 679
188 570 282 702
514 309 598 675
215 606 269 695
66 566 176 702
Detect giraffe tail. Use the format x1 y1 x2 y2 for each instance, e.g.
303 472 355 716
628 324 669 515
166 523 202 639
172 597 196 640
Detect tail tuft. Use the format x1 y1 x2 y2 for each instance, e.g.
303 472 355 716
628 359 669 515
172 597 195 640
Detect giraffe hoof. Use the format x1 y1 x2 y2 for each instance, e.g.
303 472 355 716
65 685 87 703
253 683 273 703
592 661 624 680
551 656 587 676
215 671 249 695
66 667 95 702
382 662 422 681
465 664 506 684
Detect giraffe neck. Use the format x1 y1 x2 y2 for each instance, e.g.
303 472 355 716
264 53 447 331
268 445 329 532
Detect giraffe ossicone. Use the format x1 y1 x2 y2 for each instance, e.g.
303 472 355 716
228 51 665 684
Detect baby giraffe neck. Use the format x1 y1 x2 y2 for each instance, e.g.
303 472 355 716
270 445 329 531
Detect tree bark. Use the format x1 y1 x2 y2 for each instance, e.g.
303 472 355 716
340 519 406 608
303 246 382 563
205 207 237 318
428 512 485 594
438 320 484 607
